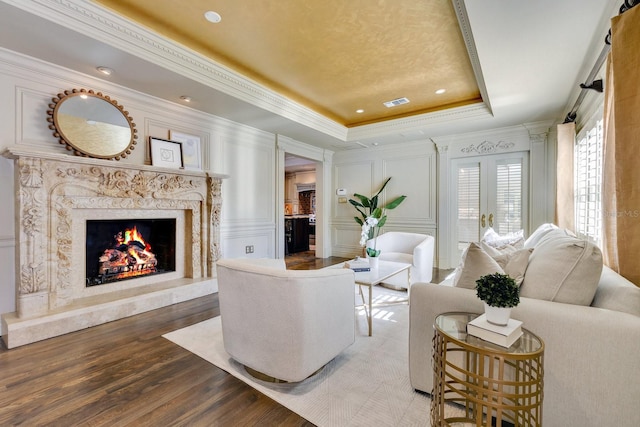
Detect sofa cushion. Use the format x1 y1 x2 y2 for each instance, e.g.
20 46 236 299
520 229 603 305
591 266 640 317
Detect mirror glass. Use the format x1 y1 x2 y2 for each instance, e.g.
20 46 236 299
47 89 137 160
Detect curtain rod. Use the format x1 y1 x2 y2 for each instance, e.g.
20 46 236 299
563 0 639 123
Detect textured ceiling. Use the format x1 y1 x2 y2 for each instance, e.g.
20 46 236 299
93 0 481 127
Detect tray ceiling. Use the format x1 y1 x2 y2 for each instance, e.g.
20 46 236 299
94 0 482 127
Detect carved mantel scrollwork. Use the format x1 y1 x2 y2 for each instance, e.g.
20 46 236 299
4 147 227 319
17 158 47 296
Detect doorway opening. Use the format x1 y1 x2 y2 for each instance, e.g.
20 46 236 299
284 153 317 257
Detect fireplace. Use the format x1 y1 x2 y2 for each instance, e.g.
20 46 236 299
86 219 176 286
2 145 227 349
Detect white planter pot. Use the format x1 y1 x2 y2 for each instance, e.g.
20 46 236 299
484 303 511 326
368 256 379 270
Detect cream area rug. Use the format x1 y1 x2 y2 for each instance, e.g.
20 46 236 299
163 287 438 426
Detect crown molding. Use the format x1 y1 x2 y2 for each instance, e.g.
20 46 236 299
452 0 492 116
346 102 491 142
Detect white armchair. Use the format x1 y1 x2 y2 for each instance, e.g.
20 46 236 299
216 258 356 382
366 232 435 289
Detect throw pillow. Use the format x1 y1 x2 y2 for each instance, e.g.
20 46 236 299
482 227 524 249
524 223 558 249
520 229 603 305
480 240 518 258
493 248 533 286
453 242 504 289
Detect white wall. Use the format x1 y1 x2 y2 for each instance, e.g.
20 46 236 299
331 141 438 259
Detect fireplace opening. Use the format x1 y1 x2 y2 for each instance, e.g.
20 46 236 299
86 219 176 286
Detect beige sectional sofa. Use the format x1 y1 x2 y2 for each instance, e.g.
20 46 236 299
408 225 640 427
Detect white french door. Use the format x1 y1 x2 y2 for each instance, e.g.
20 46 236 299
451 152 529 264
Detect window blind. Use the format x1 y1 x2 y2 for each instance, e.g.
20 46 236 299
574 119 603 245
495 161 522 235
457 165 480 249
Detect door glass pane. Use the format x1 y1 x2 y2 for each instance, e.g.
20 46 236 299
495 160 522 234
457 165 480 251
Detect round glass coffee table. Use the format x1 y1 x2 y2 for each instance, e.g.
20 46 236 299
431 312 544 427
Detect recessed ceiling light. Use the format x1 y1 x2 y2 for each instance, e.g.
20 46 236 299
180 96 192 102
204 11 222 23
96 66 113 75
435 88 446 94
356 109 364 114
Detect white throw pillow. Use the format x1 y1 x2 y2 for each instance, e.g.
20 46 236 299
520 229 603 305
524 223 558 249
482 227 524 249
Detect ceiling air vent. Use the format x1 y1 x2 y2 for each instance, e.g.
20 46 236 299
383 97 410 108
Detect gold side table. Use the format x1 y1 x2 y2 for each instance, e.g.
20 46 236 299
431 312 544 427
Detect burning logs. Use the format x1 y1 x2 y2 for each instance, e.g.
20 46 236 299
92 226 158 285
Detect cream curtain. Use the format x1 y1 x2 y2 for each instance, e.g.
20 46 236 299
602 5 640 286
555 122 575 230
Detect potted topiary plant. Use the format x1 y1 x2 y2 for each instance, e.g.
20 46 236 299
475 272 520 326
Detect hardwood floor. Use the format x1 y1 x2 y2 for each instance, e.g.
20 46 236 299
0 293 313 426
284 251 350 270
0 255 452 426
285 251 455 283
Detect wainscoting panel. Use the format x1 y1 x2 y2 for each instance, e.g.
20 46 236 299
333 161 375 221
220 227 275 259
382 152 437 225
331 222 364 258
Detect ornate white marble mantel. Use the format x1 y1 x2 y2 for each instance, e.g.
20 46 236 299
1 145 227 348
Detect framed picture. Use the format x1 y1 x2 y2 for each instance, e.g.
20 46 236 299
169 130 202 170
149 137 183 169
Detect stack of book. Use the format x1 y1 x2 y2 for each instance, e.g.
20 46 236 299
344 258 371 272
466 314 523 348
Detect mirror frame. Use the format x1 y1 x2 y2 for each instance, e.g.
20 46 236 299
46 88 138 160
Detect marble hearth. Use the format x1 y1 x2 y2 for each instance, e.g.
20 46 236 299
2 146 226 348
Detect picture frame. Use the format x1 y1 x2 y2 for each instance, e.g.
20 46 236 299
169 130 202 170
149 137 183 169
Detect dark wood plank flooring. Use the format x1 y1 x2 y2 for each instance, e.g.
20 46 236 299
0 254 451 426
0 294 314 426
284 251 350 270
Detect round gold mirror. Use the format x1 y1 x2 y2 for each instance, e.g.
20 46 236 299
46 88 138 160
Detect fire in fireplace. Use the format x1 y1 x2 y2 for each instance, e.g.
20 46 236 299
86 219 176 286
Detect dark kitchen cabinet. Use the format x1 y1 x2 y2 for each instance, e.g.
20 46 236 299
285 218 309 254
